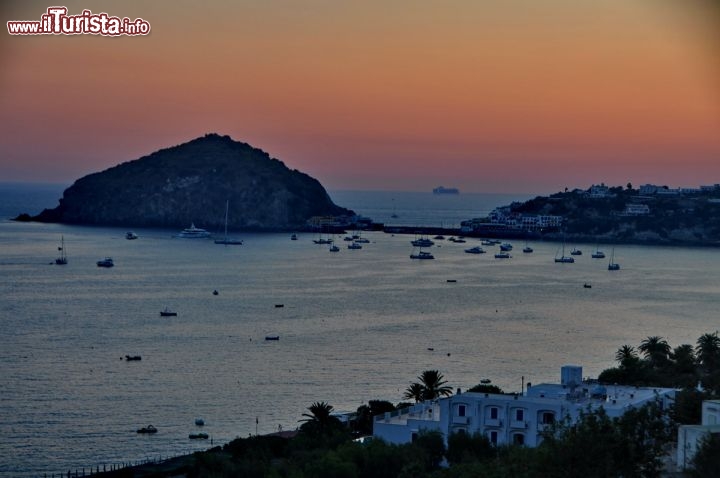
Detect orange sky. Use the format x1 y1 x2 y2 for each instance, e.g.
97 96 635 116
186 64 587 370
1 0 719 193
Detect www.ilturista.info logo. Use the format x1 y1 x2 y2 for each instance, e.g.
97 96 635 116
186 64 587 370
7 6 151 36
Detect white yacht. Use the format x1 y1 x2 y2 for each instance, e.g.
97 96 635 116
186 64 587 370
176 223 211 238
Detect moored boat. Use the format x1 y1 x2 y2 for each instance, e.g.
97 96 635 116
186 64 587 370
97 257 114 267
494 251 511 259
160 307 177 317
176 223 211 239
125 232 138 240
410 249 434 260
55 236 68 265
464 246 485 254
137 425 157 434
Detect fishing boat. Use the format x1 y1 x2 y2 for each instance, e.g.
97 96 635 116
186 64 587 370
214 200 243 245
55 236 68 265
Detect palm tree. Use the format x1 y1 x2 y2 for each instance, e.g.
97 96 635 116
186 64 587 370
418 370 453 400
696 332 720 373
300 401 335 425
404 383 425 403
639 336 671 369
671 344 697 376
615 345 639 369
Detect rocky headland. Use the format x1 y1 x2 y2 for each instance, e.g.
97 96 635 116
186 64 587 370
16 134 352 231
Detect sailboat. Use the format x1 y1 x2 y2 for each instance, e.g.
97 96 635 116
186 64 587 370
554 235 575 263
591 244 605 259
214 200 243 245
608 248 620 270
55 236 67 265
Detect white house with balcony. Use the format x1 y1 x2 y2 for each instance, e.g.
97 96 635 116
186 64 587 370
677 399 720 470
374 366 676 448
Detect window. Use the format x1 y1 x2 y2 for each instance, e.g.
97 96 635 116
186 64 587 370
490 407 498 420
515 409 524 422
542 412 555 425
458 405 466 417
513 433 525 445
489 431 498 445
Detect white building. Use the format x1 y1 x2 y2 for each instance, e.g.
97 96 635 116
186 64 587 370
677 399 720 470
374 366 676 447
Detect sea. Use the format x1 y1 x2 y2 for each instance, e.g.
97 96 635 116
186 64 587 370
1 183 719 477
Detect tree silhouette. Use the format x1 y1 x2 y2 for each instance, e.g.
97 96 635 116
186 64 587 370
404 383 425 403
418 370 453 400
639 336 671 369
696 332 720 373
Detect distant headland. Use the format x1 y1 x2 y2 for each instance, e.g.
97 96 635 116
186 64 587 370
457 183 720 246
14 134 354 231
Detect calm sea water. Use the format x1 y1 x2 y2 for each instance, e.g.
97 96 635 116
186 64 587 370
1 185 719 476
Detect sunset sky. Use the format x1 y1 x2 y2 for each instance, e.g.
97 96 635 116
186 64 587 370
1 0 719 194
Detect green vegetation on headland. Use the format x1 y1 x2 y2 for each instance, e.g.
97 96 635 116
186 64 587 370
509 183 720 246
101 333 720 477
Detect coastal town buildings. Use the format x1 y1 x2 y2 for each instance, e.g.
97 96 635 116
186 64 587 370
374 366 676 448
677 399 720 470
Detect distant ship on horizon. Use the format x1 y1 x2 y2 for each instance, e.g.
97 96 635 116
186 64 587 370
433 186 460 195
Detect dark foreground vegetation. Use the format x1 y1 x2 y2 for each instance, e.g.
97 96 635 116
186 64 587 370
100 333 720 477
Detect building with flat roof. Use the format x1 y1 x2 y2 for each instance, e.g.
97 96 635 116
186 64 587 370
374 366 676 448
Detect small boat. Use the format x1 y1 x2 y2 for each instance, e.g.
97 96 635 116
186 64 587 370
499 243 513 251
189 432 209 439
212 290 219 296
343 236 354 241
410 250 434 260
494 252 511 259
329 244 340 252
97 257 114 268
55 236 68 265
290 234 298 241
125 232 138 240
480 379 492 384
160 307 177 317
137 425 157 434
354 237 370 244
348 242 362 250
464 246 485 254
433 235 445 240
481 240 495 246
570 248 582 256
274 304 284 308
453 238 466 243
313 238 333 245
583 283 592 289
522 246 533 253
195 418 205 426
214 200 243 245
125 355 142 361
446 279 457 283
265 335 280 341
591 245 605 258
